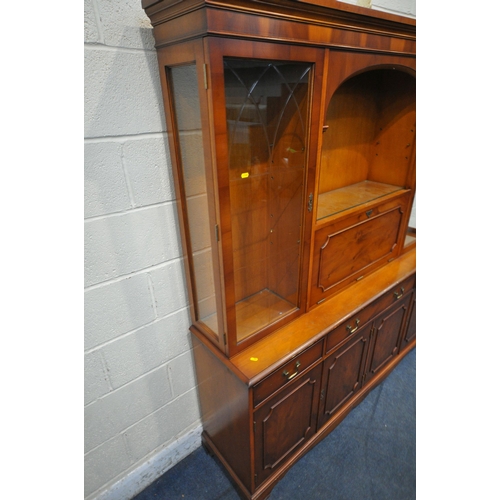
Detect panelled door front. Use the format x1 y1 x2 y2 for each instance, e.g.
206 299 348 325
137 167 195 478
253 364 322 487
318 323 371 428
365 294 412 383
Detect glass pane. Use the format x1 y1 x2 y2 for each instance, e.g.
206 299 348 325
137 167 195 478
404 195 416 247
170 65 220 336
224 58 311 342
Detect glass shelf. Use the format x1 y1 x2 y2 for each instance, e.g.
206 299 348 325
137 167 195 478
317 180 403 221
235 289 297 343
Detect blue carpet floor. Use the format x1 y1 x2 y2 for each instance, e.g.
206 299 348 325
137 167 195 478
133 348 416 500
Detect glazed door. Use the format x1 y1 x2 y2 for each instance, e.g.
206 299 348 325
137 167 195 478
253 363 322 487
205 38 325 355
365 294 412 383
318 323 371 428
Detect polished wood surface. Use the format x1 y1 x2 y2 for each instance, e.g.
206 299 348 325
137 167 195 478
142 1 416 497
143 0 415 54
365 293 412 382
310 191 410 305
253 340 323 407
318 69 415 196
399 290 416 351
192 335 252 490
254 363 322 486
230 247 415 384
318 323 370 428
192 250 415 499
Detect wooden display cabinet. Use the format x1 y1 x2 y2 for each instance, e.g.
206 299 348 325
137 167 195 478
141 0 416 498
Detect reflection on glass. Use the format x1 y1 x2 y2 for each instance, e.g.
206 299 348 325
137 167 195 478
170 65 220 336
224 58 311 342
404 195 416 247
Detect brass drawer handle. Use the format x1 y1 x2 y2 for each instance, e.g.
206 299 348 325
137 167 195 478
394 287 405 300
283 361 301 381
346 318 360 334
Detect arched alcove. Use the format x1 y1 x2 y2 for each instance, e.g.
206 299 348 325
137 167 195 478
317 68 416 220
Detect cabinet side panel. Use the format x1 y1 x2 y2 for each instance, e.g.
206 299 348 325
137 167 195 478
192 335 252 490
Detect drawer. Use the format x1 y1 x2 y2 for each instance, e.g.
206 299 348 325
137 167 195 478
326 273 415 354
253 340 323 408
367 273 416 319
326 306 375 354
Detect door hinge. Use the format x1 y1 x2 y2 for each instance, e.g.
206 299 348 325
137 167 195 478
203 64 208 90
223 333 227 345
215 224 219 242
307 193 313 212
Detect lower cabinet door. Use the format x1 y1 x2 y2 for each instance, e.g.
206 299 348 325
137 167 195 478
253 363 322 487
365 294 411 382
400 291 416 351
318 324 371 428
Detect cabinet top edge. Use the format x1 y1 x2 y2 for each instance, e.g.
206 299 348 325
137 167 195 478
142 0 416 29
230 248 416 384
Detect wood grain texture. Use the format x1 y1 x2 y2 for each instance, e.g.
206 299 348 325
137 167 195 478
319 68 415 195
143 0 415 53
192 335 253 490
253 363 322 486
318 323 370 427
230 247 415 383
143 3 416 497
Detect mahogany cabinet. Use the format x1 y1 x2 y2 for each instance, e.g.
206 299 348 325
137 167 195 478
141 0 416 498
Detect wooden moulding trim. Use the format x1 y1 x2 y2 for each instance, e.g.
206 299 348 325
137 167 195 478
145 0 205 27
144 1 415 52
206 34 415 59
153 34 415 59
151 8 208 49
205 1 415 41
143 0 415 32
202 432 253 499
190 324 251 385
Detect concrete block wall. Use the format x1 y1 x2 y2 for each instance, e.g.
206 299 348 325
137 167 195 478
84 0 416 499
339 0 416 17
84 1 202 499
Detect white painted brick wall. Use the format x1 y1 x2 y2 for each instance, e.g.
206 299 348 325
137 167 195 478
84 0 201 498
84 0 416 499
339 0 415 17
